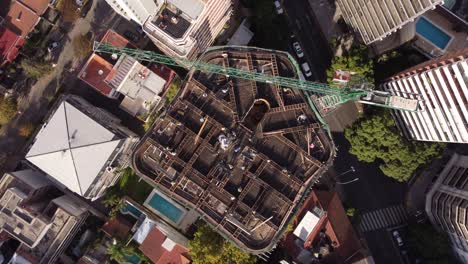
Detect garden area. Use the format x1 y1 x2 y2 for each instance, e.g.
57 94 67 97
102 167 153 216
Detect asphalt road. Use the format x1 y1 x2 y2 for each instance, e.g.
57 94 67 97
279 2 410 262
282 0 332 82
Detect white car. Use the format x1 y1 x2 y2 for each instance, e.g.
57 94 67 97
293 42 304 58
301 62 312 78
274 1 283 14
392 230 404 247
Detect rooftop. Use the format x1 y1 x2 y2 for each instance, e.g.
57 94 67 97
0 170 88 263
133 47 332 253
100 29 135 49
25 97 124 197
0 24 23 64
139 227 190 264
18 0 49 16
78 53 115 96
337 0 443 44
285 191 365 263
109 55 167 116
4 0 41 37
102 214 133 240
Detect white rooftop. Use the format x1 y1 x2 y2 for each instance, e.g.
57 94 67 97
26 101 122 196
293 211 320 241
168 0 204 19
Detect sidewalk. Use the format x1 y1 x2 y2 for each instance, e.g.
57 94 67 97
307 0 343 41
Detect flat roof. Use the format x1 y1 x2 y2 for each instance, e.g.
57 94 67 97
293 211 320 241
133 47 332 253
78 53 114 96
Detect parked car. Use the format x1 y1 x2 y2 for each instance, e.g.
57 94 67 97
274 1 283 14
293 42 304 58
301 62 312 78
47 42 60 53
124 31 140 43
392 230 404 247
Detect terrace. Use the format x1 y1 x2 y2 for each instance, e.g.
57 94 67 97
133 48 331 253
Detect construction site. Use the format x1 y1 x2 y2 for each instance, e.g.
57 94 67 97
132 47 333 253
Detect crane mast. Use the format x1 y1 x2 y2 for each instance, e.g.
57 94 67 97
93 42 420 113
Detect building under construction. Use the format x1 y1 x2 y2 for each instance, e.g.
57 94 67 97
133 47 332 253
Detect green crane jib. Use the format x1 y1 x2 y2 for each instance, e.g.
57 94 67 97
93 42 420 112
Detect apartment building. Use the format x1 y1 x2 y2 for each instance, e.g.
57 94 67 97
337 0 443 44
426 153 468 263
25 94 139 200
0 169 88 264
380 48 468 143
104 0 159 25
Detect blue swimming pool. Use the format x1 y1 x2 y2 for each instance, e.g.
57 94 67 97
121 201 143 219
146 192 184 223
125 254 141 264
416 17 451 50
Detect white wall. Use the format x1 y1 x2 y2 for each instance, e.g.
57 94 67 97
105 0 159 25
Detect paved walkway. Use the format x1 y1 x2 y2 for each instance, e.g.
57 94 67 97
0 0 118 173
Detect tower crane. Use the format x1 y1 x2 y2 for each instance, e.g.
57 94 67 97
93 42 421 113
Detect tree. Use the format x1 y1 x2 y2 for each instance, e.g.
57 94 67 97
18 122 35 137
408 223 456 264
0 96 17 124
327 45 374 83
344 111 444 182
20 59 53 79
106 239 136 263
57 0 80 22
165 78 181 105
189 223 256 264
72 34 92 59
346 208 356 217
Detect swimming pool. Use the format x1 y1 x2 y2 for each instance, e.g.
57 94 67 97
120 201 143 219
145 191 184 224
416 17 452 50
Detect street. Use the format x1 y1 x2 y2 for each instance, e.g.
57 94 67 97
282 0 332 82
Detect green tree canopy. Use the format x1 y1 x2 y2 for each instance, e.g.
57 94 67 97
106 239 136 263
189 223 256 264
72 34 92 59
0 96 17 124
327 45 374 83
20 59 53 79
408 223 457 264
344 111 444 181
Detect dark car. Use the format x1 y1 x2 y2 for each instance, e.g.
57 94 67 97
124 31 140 43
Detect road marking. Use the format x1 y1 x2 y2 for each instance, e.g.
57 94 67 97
359 204 409 233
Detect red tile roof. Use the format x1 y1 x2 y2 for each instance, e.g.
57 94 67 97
139 227 190 264
5 0 40 38
18 0 49 16
285 190 365 263
101 214 133 240
78 54 114 96
0 24 23 64
100 29 135 48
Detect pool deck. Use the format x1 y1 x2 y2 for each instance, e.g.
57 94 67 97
413 9 467 56
143 189 188 226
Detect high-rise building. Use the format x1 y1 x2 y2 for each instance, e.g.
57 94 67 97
337 0 443 45
105 0 233 60
25 95 139 200
426 153 468 263
143 0 232 60
380 48 468 143
0 169 88 264
104 0 159 25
